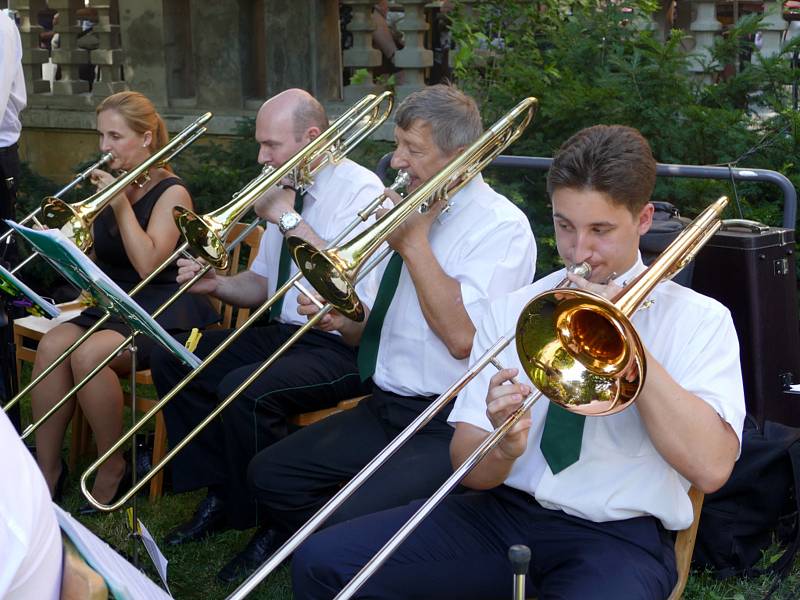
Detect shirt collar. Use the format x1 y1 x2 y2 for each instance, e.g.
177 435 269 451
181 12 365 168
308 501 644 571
435 173 484 225
611 252 646 287
303 162 336 205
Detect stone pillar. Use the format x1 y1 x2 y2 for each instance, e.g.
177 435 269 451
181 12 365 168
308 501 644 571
10 0 50 95
393 0 433 101
117 0 168 106
163 0 195 107
88 1 126 100
49 0 90 95
341 0 381 102
189 0 244 110
688 1 721 80
756 1 788 61
263 0 342 104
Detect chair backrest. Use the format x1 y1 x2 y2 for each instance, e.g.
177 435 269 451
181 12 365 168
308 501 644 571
207 221 265 329
667 485 705 600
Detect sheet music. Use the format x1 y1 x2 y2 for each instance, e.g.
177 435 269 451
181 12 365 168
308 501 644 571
0 262 61 318
6 221 200 368
54 505 173 600
138 519 171 595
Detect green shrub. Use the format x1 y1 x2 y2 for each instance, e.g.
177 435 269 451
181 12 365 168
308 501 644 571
450 0 800 276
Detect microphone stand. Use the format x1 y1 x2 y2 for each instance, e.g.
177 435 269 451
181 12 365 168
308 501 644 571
508 544 531 600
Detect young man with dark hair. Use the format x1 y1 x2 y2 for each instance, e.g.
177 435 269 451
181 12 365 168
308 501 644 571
292 125 745 600
219 84 537 582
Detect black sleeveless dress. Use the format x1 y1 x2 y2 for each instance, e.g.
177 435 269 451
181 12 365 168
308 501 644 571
69 177 219 367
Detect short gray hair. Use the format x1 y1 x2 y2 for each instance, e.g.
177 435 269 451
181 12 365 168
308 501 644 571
395 84 483 154
292 96 329 141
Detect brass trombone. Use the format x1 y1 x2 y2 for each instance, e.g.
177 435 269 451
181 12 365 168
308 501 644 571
228 196 730 600
8 92 393 435
77 92 399 510
40 112 213 252
2 114 213 418
288 96 539 322
174 91 396 270
2 152 113 275
339 196 729 599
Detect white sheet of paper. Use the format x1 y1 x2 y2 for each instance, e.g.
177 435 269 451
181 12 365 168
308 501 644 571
54 505 172 600
138 518 171 596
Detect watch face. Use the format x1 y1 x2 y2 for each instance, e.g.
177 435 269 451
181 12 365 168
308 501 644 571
280 212 302 233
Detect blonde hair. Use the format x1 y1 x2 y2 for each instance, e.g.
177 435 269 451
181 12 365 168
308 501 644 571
96 91 172 171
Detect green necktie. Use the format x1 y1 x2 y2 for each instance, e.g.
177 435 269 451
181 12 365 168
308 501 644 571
357 252 403 381
539 404 585 474
269 189 305 322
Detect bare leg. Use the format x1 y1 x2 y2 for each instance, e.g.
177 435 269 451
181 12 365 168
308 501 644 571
31 323 85 496
71 329 133 503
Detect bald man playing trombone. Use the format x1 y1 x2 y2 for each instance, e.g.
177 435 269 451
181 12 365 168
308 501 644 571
149 89 385 565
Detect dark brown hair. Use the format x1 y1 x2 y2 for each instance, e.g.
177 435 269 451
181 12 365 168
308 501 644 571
546 125 656 214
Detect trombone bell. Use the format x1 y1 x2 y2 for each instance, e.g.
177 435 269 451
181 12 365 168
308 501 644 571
287 239 365 321
515 288 645 416
39 197 93 251
173 206 229 269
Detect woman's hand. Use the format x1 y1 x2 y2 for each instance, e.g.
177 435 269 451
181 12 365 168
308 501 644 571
90 168 115 192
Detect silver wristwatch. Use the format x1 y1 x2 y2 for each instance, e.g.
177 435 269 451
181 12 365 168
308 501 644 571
278 211 303 234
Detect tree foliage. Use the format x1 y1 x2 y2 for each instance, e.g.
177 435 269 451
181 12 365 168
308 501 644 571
450 0 800 275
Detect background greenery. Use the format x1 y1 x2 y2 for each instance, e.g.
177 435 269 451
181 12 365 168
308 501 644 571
12 0 800 598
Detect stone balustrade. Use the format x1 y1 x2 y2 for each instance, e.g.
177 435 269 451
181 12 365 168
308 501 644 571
3 0 797 143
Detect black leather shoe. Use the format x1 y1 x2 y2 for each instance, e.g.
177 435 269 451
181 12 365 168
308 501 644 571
77 462 131 517
164 493 228 546
217 527 278 584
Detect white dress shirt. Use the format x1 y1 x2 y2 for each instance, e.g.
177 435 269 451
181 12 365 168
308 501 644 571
0 411 62 600
372 174 537 397
0 13 27 147
250 158 384 329
449 255 746 531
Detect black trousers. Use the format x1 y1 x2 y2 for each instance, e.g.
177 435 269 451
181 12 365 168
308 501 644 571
0 142 20 243
150 322 369 528
292 485 678 600
247 386 456 538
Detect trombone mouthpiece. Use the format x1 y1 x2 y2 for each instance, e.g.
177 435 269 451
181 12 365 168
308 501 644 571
393 170 411 191
568 262 591 279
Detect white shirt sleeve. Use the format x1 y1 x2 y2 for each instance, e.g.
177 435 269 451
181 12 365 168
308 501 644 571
0 17 18 120
448 288 527 431
454 216 536 329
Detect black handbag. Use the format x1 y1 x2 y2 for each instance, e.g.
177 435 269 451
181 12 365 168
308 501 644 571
693 416 800 582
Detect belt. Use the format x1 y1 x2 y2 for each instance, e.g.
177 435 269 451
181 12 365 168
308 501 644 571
0 143 19 156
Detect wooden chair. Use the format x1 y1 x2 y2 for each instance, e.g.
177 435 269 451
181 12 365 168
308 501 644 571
116 221 264 500
667 485 705 600
13 221 264 501
289 395 368 427
60 536 108 600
